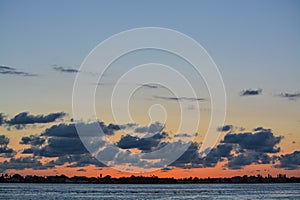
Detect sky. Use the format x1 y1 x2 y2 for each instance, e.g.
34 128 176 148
0 0 300 178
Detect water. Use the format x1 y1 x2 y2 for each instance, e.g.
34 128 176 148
0 183 299 199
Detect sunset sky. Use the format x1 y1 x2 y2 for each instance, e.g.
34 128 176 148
0 0 300 178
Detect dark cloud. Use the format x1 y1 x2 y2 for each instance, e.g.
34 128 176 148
0 135 16 157
21 121 121 158
253 127 264 131
20 135 45 146
107 123 121 131
227 151 271 170
0 157 45 172
200 144 234 167
41 122 117 138
217 125 233 132
279 92 300 100
0 65 37 76
53 66 79 73
169 142 198 168
117 132 168 151
7 112 66 128
171 129 282 169
221 129 282 169
45 154 105 168
0 113 4 125
0 147 14 156
222 130 282 153
275 151 300 170
22 148 35 154
0 135 9 146
66 154 105 168
171 143 233 168
28 137 88 157
17 123 109 168
41 123 78 138
20 123 88 157
153 95 206 102
240 88 262 96
102 122 122 134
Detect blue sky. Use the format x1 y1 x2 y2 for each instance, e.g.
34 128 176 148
1 0 299 125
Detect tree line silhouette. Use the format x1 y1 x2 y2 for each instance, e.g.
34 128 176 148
1 173 299 184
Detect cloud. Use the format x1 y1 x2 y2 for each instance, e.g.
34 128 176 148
240 88 262 96
6 112 66 128
171 143 233 168
140 83 164 89
17 121 123 169
153 95 206 102
3 118 295 172
217 125 233 132
275 151 300 170
45 154 105 168
17 122 284 170
0 135 9 146
134 121 164 134
41 121 118 138
53 66 79 73
222 130 282 153
171 129 283 169
161 167 172 172
279 92 300 100
116 132 168 152
0 113 4 125
20 135 45 146
0 65 37 76
21 121 122 158
174 133 197 138
139 83 165 89
41 123 79 138
0 157 46 172
253 127 264 131
0 135 16 157
227 151 271 170
20 123 88 157
221 129 282 169
26 136 89 158
1 153 104 172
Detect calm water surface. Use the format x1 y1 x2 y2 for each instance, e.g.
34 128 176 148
0 183 299 199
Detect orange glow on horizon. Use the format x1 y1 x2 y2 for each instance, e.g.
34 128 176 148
7 164 300 179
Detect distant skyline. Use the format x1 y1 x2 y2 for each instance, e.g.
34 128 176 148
0 0 300 178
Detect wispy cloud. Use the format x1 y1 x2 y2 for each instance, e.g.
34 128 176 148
53 66 79 73
153 95 206 102
278 92 300 100
5 111 66 129
140 83 164 89
0 65 37 76
240 88 262 96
